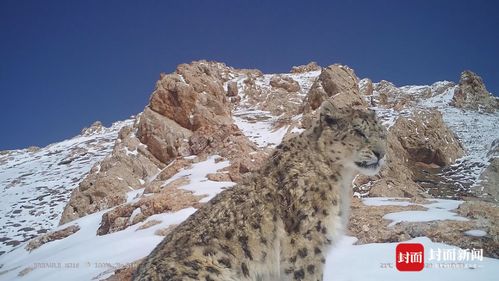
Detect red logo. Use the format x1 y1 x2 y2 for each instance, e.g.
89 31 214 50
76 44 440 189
396 243 424 271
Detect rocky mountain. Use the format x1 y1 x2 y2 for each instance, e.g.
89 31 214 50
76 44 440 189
0 61 498 280
0 120 132 255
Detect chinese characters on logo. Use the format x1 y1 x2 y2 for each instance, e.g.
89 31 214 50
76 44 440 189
396 243 425 271
394 243 484 272
429 248 483 262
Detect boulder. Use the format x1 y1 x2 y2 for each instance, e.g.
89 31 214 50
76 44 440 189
290 62 321 73
451 70 499 113
80 121 104 136
371 80 415 109
390 110 464 167
304 64 367 112
25 225 80 251
269 75 301 92
189 124 256 159
149 61 232 131
97 188 202 235
59 122 163 225
136 107 192 163
359 78 374 96
227 81 238 97
302 64 367 128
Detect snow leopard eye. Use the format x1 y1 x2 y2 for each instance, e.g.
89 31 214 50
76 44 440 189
354 128 367 139
324 116 337 126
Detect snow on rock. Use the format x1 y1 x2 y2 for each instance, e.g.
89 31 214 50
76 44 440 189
162 155 235 202
367 78 499 196
363 197 469 227
383 199 468 227
233 109 289 148
464 229 487 237
0 120 132 255
2 62 499 281
362 197 416 207
418 86 499 191
0 208 196 281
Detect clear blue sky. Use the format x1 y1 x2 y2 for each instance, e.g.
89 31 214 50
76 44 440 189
1 0 498 149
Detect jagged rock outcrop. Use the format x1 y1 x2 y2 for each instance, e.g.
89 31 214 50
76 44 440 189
226 81 238 97
300 64 368 129
359 78 374 96
451 70 499 113
60 61 265 225
80 121 104 136
269 75 300 92
97 188 202 235
355 109 465 198
60 121 164 224
304 64 367 112
290 61 321 73
235 75 306 117
391 110 464 167
149 62 232 131
136 107 192 163
25 225 80 251
371 80 416 110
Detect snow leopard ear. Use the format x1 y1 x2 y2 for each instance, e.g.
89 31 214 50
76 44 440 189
319 100 345 127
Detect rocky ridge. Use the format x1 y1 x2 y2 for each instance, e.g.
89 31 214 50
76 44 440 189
451 70 499 113
0 60 498 280
0 119 131 254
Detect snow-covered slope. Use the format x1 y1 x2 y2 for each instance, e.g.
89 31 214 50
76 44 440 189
418 86 499 190
364 79 499 197
0 120 132 255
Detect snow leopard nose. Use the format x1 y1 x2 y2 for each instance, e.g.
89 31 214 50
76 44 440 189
373 150 385 160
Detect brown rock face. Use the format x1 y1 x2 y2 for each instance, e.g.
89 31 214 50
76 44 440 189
136 107 192 163
349 199 499 258
290 61 321 73
371 80 416 110
391 110 464 167
451 70 499 113
80 121 104 136
304 64 367 111
301 64 367 129
269 75 301 92
359 78 374 96
189 124 256 158
149 61 232 131
59 121 164 225
97 188 202 235
227 81 238 97
355 109 464 198
25 225 80 251
60 61 245 225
